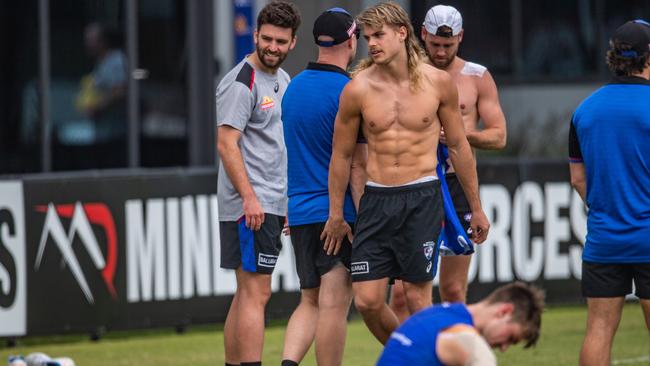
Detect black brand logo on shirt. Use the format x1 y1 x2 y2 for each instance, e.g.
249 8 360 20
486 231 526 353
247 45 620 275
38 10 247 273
274 82 279 93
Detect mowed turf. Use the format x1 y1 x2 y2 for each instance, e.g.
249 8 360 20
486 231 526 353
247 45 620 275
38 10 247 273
1 304 648 365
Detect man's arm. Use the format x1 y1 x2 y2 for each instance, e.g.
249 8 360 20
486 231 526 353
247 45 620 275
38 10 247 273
437 327 497 366
570 163 587 203
350 142 368 211
217 125 264 230
568 119 587 203
468 70 506 150
321 81 363 254
437 73 489 243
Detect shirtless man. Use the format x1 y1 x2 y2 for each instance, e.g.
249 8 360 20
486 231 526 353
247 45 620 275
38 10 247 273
389 5 507 321
322 2 490 344
423 4 507 303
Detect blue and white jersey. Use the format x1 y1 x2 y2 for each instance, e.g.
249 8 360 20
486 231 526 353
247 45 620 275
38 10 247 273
377 303 475 366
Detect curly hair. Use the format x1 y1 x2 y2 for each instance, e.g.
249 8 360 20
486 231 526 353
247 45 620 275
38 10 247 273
257 1 301 37
484 281 545 349
606 40 650 76
352 2 426 90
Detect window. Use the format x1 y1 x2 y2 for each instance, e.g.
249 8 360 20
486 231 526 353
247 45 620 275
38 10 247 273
0 1 40 173
603 0 650 46
50 0 128 170
138 0 188 167
520 0 599 81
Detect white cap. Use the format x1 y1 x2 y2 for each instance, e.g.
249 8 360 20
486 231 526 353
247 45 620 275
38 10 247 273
423 5 463 37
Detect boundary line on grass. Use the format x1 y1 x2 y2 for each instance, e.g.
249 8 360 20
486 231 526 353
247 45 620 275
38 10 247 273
612 355 650 365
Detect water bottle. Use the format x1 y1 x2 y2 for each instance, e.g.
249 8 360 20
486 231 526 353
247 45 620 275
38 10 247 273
8 355 27 366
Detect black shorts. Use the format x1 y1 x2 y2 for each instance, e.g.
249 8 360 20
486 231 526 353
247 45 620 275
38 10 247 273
446 173 471 214
220 214 284 274
351 180 443 283
582 261 650 299
441 174 473 257
290 222 352 289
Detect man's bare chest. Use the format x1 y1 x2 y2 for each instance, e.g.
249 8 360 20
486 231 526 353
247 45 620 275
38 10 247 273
361 90 440 132
454 76 479 118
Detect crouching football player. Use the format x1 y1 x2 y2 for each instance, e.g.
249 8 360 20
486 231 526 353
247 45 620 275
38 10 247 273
377 282 544 366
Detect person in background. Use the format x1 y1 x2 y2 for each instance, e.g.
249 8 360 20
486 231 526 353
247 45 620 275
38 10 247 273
569 19 650 366
215 2 301 365
280 7 365 366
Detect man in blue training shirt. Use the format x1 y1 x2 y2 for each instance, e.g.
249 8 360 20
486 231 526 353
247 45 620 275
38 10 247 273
280 8 367 366
377 282 544 366
569 19 650 366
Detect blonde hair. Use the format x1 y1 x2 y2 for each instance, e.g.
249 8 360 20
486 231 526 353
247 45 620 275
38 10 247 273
352 1 426 89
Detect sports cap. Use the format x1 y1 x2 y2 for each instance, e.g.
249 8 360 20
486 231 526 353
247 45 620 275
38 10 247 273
611 19 650 57
313 7 359 47
423 5 462 37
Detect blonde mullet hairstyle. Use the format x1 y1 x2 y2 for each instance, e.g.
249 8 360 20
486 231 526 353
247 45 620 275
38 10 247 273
352 1 426 90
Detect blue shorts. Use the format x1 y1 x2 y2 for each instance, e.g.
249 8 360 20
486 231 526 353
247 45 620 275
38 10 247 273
220 214 283 274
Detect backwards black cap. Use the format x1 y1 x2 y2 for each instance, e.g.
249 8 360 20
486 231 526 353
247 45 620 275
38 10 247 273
612 19 650 57
313 7 359 47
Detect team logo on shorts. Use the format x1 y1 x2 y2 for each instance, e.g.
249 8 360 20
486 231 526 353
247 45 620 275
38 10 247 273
351 261 369 275
422 241 435 261
258 253 278 267
464 213 472 222
260 96 275 110
426 261 433 273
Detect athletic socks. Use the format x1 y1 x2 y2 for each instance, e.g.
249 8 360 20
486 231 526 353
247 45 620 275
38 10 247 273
225 363 240 366
228 360 296 365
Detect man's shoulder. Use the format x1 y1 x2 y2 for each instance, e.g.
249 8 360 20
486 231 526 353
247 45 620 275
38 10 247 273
277 67 291 83
218 60 256 92
421 62 453 87
293 66 349 85
421 62 446 76
460 61 488 78
431 302 472 320
343 73 369 96
351 65 373 82
574 85 611 116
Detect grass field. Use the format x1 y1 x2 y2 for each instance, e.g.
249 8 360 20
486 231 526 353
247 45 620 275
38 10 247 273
1 304 648 365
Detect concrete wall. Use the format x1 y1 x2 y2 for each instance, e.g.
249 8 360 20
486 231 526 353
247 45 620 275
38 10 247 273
497 83 600 157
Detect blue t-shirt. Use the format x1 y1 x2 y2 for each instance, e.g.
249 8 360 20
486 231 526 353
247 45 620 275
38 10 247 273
569 76 650 263
282 63 357 226
377 303 474 366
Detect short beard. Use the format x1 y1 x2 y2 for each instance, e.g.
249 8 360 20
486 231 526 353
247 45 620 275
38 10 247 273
256 44 286 70
429 49 456 70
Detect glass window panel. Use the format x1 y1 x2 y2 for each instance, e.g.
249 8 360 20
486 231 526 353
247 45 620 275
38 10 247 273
50 0 128 171
520 0 599 80
0 1 40 173
138 0 188 167
603 0 650 45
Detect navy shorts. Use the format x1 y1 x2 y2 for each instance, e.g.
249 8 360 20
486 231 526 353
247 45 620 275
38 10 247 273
582 261 650 299
351 180 443 283
220 214 284 274
290 222 352 289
